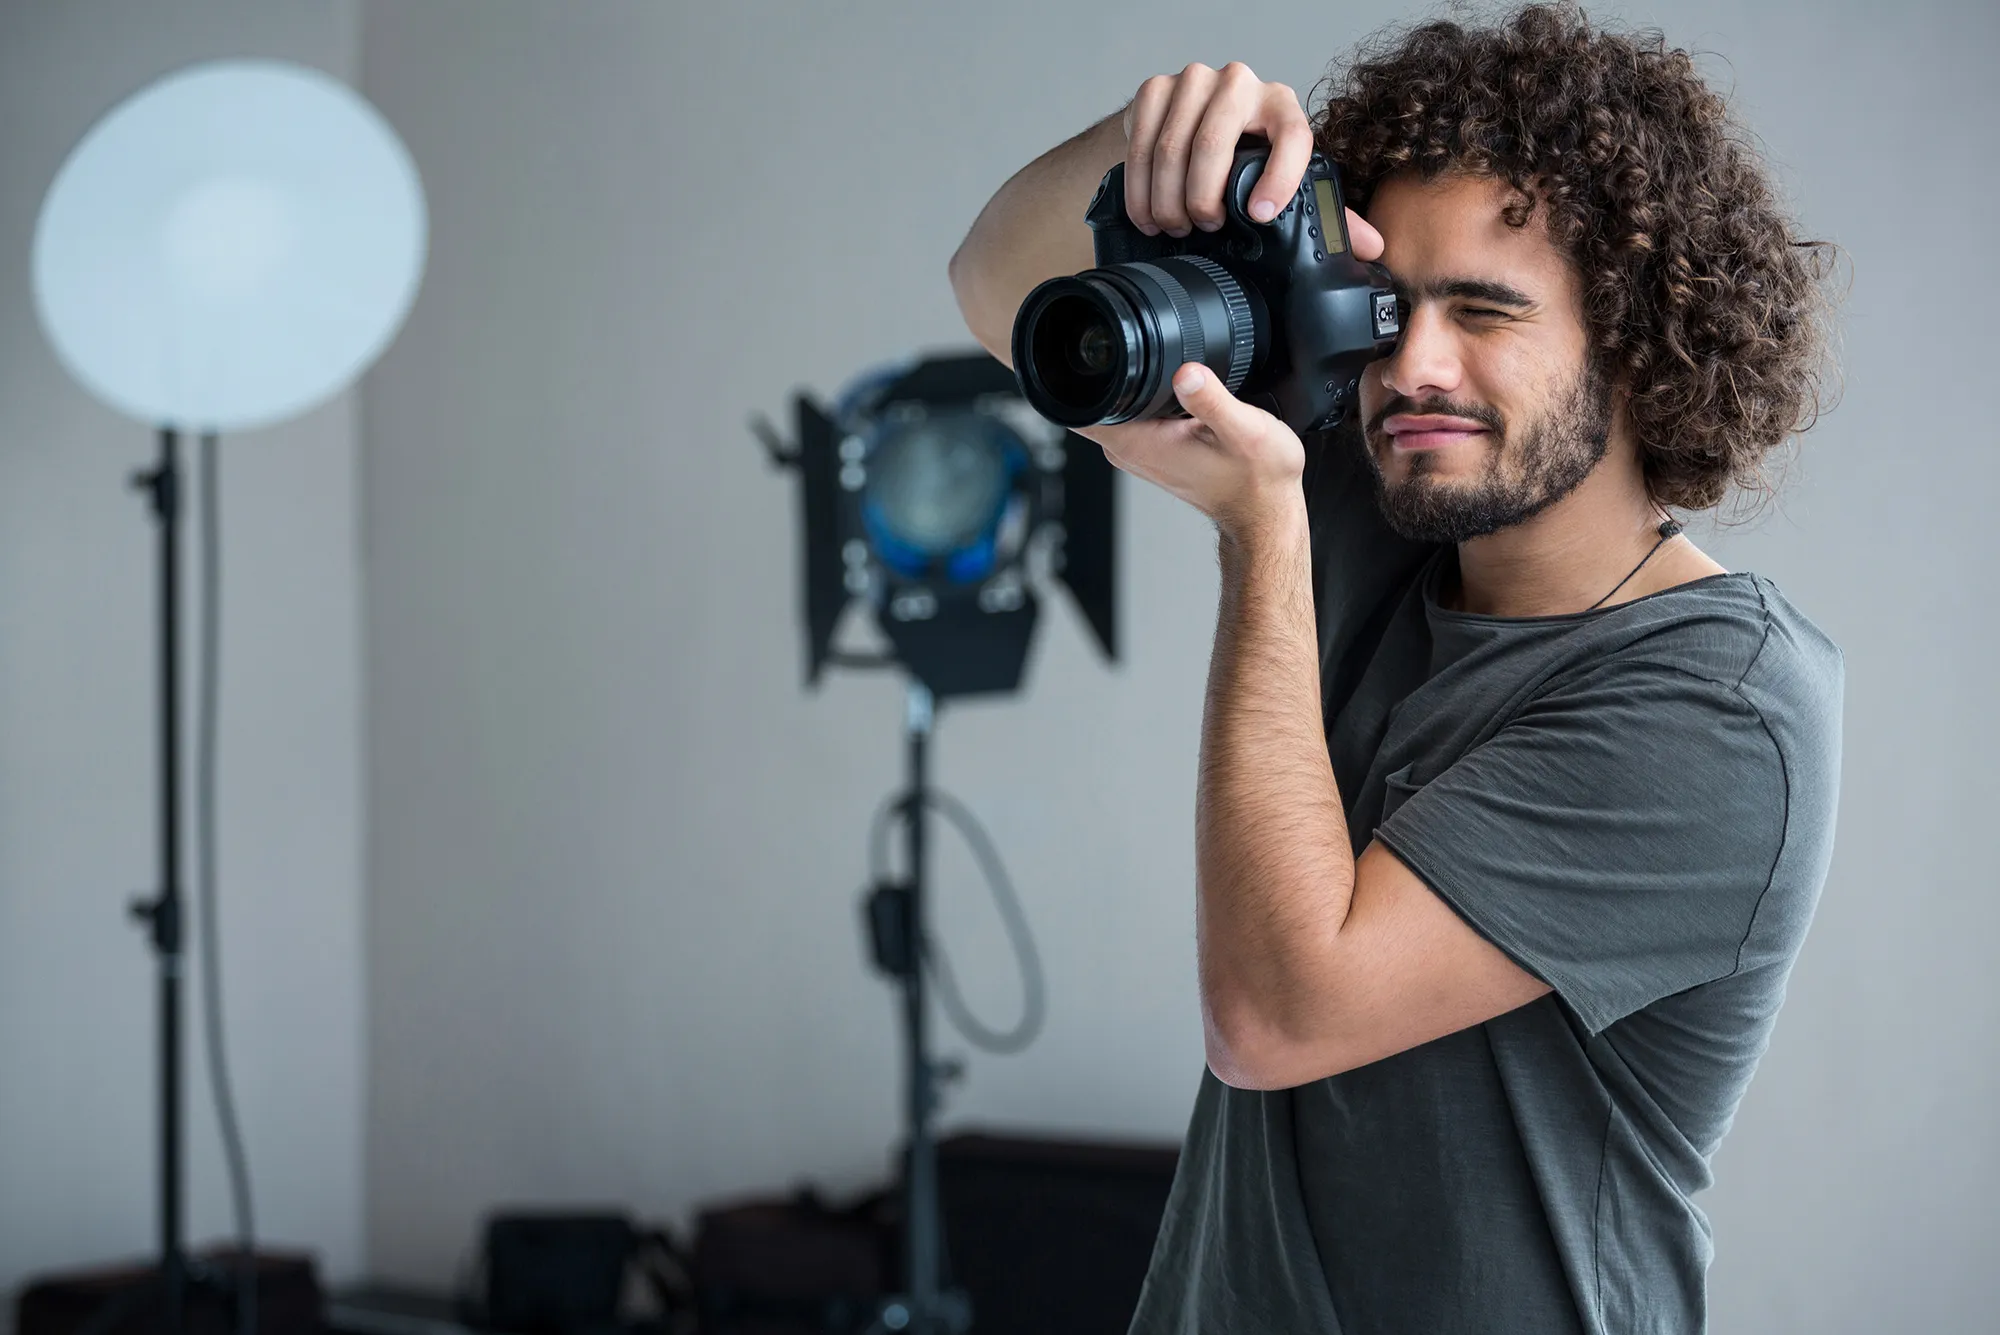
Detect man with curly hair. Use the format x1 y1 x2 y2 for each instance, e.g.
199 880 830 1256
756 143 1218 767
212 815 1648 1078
949 4 1842 1331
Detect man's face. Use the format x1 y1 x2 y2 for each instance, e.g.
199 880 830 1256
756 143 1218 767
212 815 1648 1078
1356 171 1612 544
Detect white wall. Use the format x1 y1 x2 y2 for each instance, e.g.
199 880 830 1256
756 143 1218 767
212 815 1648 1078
0 0 368 1308
357 0 1999 1328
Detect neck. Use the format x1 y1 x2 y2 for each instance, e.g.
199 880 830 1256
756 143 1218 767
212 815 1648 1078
1444 452 1671 618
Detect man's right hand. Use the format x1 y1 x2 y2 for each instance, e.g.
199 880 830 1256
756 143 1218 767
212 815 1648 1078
945 59 1380 411
1119 61 1382 259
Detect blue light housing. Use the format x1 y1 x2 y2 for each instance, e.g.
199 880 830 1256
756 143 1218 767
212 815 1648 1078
859 410 1028 584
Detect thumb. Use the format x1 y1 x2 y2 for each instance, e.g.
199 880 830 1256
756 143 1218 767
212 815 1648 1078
1345 207 1384 263
1171 362 1261 440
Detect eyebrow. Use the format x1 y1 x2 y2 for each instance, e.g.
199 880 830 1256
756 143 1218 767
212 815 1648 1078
1392 275 1538 309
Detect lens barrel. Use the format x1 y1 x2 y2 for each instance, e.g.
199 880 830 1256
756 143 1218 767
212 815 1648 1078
1012 254 1260 428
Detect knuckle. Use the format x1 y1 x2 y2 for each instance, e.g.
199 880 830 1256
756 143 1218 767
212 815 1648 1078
1193 124 1235 155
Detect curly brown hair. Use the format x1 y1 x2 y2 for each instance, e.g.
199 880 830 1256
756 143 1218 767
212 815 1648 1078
1312 2 1840 512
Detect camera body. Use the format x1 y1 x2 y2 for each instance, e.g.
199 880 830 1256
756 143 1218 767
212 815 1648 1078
1011 142 1401 434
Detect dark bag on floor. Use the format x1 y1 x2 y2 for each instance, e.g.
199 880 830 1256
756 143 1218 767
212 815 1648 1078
691 1186 896 1335
476 1212 634 1333
16 1251 323 1335
936 1131 1179 1335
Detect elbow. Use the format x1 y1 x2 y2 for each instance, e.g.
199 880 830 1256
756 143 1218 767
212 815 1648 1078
1204 1026 1299 1092
1201 994 1315 1092
946 244 980 324
946 249 1013 369
1204 1042 1286 1092
1202 980 1361 1090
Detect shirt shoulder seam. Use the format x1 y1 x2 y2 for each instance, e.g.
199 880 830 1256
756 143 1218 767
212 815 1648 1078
1534 590 1794 991
1725 579 1791 975
1733 576 1777 691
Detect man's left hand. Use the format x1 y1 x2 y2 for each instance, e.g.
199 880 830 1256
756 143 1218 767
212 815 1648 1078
1075 362 1309 544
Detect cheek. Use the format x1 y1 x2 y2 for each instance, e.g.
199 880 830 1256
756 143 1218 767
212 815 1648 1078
1477 330 1578 413
1358 360 1391 415
1458 339 1556 438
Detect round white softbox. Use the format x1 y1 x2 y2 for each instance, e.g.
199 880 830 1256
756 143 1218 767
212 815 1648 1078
31 59 427 433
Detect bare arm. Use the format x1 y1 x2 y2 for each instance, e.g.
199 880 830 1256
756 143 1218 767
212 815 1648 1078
947 110 1126 367
1194 493 1549 1090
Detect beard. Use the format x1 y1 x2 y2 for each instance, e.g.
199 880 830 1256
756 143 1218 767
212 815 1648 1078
1361 357 1614 545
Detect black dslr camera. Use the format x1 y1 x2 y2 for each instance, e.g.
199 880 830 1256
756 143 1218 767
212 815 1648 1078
1011 141 1401 433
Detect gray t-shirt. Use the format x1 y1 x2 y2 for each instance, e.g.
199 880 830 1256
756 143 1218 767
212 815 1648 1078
1129 433 1844 1334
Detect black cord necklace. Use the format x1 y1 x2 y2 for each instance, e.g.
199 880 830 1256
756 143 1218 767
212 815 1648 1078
1585 513 1684 612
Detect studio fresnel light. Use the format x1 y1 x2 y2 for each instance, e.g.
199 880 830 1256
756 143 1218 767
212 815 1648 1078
759 350 1117 700
757 349 1120 1332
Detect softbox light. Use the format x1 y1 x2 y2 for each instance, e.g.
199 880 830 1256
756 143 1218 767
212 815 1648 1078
24 57 428 1335
32 58 427 434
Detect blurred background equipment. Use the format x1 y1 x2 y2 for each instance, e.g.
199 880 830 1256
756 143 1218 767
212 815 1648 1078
756 350 1116 701
324 1209 694 1335
681 1133 1180 1335
935 1134 1177 1335
18 1254 324 1335
24 57 426 1335
691 1186 895 1334
464 1213 689 1334
471 1214 640 1335
323 1134 1185 1335
757 354 1122 1332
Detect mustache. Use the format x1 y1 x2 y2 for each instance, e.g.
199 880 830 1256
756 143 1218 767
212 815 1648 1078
1365 395 1505 439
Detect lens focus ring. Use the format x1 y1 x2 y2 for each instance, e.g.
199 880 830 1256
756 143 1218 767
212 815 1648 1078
1124 262 1202 378
1173 254 1256 395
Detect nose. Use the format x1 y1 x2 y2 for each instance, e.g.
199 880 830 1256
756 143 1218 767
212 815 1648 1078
1375 305 1463 403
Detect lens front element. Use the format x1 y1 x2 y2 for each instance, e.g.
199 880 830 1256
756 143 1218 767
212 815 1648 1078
1012 255 1262 428
1030 291 1128 413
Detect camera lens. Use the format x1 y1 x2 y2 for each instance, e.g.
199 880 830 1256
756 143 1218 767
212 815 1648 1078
1030 292 1127 409
1072 320 1115 374
1012 255 1262 428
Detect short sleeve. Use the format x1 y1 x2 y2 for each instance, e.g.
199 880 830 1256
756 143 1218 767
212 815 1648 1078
1373 659 1788 1034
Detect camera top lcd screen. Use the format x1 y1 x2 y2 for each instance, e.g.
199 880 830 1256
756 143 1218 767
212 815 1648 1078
1313 177 1346 254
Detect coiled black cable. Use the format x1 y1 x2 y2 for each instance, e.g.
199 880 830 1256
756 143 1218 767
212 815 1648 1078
867 786 1045 1054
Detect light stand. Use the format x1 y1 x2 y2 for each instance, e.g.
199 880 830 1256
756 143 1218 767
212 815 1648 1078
62 428 245 1335
865 684 971 1335
134 425 263 1335
132 426 191 1335
27 58 424 1332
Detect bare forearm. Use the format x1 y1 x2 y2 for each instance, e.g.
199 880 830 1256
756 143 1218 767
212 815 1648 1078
947 109 1128 363
1195 500 1357 1077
